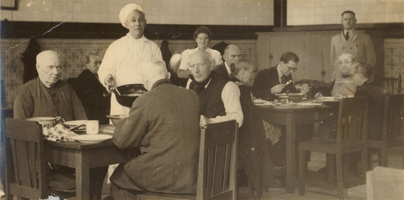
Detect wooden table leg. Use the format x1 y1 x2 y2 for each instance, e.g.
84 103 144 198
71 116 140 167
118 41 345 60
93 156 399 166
75 150 90 200
285 114 296 194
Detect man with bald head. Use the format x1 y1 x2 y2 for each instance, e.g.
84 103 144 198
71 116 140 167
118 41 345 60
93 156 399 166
187 50 243 127
213 44 242 79
98 3 162 117
14 50 87 120
13 51 109 199
110 60 200 199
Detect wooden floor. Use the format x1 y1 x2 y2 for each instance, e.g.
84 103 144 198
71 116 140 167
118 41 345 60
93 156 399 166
3 147 403 200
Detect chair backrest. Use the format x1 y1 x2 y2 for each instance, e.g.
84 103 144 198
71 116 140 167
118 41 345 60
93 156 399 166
374 75 402 94
197 120 238 200
336 97 369 144
382 94 404 143
4 118 48 199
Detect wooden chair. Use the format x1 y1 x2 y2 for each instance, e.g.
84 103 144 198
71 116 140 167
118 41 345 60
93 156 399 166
138 120 238 200
374 75 402 94
4 118 74 199
367 94 404 168
298 97 369 198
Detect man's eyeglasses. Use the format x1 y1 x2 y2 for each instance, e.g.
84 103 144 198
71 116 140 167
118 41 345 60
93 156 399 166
284 63 297 72
338 60 353 66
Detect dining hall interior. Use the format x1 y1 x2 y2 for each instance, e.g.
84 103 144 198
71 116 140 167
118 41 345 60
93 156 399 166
1 0 404 199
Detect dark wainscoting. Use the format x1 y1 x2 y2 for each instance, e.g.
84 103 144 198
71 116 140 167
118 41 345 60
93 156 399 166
0 21 273 40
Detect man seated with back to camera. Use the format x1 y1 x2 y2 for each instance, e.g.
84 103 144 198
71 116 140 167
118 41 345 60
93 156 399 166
252 52 313 176
109 60 200 199
13 50 107 200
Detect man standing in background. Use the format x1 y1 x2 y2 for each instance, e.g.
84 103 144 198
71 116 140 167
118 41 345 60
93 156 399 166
330 10 376 82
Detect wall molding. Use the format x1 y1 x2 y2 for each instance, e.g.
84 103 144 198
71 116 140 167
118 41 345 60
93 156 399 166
0 21 273 40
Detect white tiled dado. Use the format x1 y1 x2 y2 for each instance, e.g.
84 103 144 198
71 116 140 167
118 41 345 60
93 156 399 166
288 0 404 25
0 0 274 26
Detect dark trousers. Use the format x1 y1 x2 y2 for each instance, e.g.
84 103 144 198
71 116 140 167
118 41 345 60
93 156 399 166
270 124 314 167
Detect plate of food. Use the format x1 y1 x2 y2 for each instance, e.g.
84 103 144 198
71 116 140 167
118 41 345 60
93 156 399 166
275 93 305 102
253 99 269 104
64 120 88 127
72 134 112 144
319 96 340 102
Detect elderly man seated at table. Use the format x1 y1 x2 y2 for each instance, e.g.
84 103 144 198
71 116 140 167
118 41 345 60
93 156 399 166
110 60 200 199
13 50 106 199
14 50 87 120
186 50 243 127
316 53 357 98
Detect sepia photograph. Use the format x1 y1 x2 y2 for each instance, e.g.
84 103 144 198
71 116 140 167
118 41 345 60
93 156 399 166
0 0 403 199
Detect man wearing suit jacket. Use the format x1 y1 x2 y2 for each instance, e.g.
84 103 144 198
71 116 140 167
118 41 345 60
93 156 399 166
252 52 299 101
213 44 241 79
330 10 376 82
110 60 200 199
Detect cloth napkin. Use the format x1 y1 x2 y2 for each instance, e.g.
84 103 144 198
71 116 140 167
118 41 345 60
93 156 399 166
43 124 78 142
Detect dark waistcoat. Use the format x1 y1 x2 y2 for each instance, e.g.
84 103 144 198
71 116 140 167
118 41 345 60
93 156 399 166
190 72 228 118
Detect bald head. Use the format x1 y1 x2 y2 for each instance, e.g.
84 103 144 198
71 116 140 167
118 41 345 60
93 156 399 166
189 50 213 82
141 60 169 91
224 44 241 66
36 50 62 88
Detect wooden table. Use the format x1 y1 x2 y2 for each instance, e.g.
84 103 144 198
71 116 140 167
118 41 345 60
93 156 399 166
257 103 338 193
45 128 133 200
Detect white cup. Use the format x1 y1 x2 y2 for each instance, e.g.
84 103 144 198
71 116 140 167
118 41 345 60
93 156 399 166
86 120 99 134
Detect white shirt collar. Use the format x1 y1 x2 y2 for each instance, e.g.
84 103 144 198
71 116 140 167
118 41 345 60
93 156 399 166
276 63 283 83
224 62 232 76
126 33 147 42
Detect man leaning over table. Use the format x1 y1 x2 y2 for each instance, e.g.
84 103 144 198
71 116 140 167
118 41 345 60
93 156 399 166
252 52 300 101
13 50 107 200
186 50 243 127
251 52 312 174
110 60 200 199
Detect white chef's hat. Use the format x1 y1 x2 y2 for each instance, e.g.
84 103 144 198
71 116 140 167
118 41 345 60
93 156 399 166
119 4 144 28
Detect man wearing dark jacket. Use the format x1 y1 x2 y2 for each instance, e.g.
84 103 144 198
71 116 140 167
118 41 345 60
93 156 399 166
110 60 201 199
252 52 299 101
75 55 110 124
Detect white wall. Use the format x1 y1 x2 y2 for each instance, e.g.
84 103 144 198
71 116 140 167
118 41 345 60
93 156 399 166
0 0 274 26
288 0 404 26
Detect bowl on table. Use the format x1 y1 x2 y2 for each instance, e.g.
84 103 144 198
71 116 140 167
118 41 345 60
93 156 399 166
106 115 127 127
275 93 305 102
26 116 60 128
112 84 147 107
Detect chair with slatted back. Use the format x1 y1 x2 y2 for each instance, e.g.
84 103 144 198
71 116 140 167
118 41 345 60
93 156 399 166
138 120 238 200
4 118 74 200
367 94 404 168
298 97 369 198
374 75 402 94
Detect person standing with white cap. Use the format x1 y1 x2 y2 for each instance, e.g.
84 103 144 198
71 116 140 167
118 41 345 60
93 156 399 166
98 3 162 116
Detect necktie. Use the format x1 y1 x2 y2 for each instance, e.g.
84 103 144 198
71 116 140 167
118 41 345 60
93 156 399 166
345 31 349 41
281 76 286 84
230 63 235 72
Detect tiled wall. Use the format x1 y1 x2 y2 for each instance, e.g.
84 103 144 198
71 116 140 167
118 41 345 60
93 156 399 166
288 0 404 25
384 39 404 94
0 0 274 26
0 38 256 109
